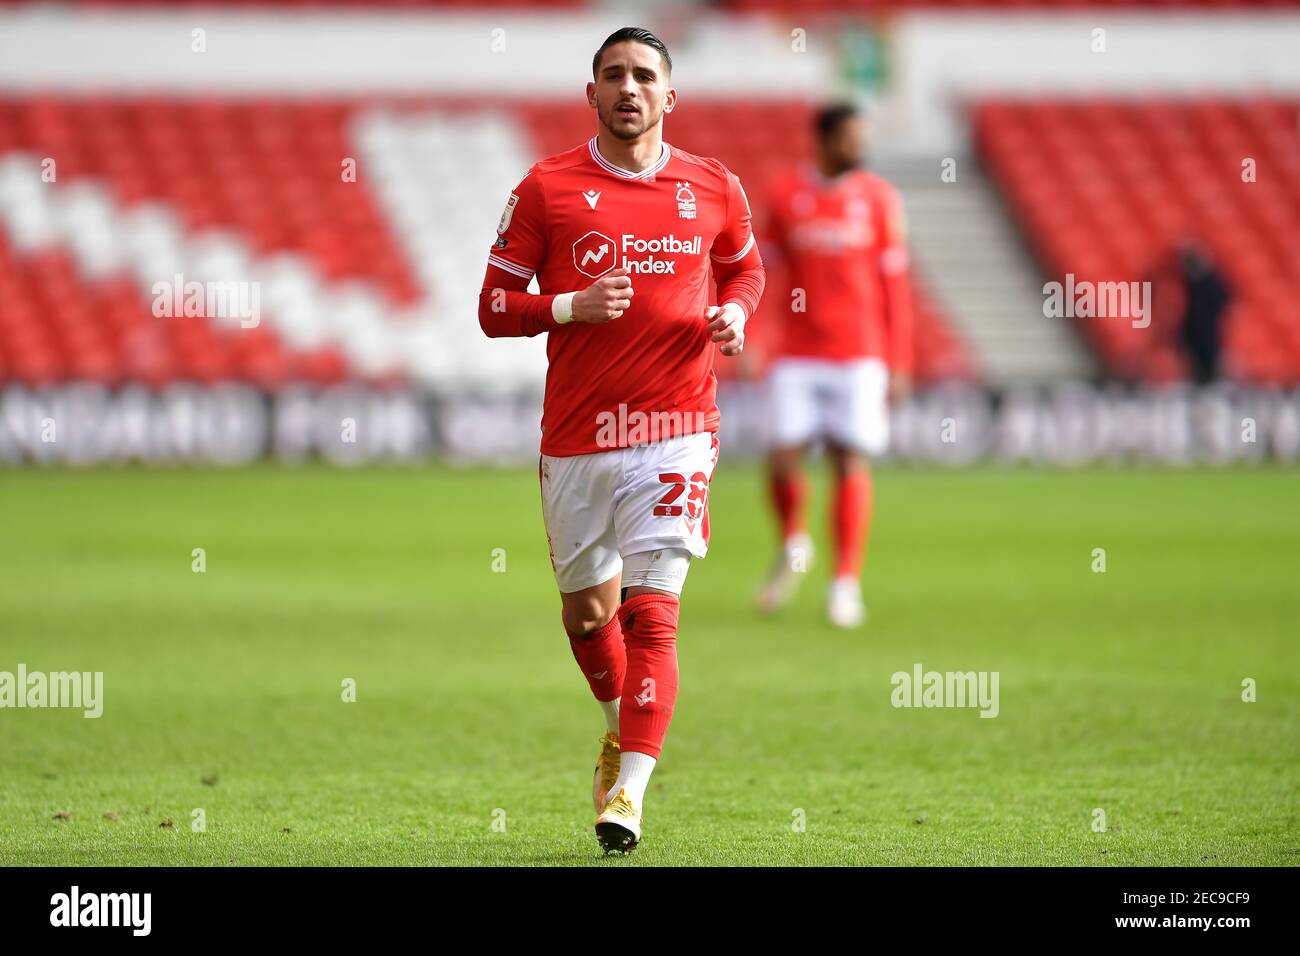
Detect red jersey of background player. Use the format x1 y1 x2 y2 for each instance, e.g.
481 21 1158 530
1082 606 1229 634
766 167 913 372
479 137 765 457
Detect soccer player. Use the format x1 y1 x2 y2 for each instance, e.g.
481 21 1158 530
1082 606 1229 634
478 27 765 853
756 103 913 629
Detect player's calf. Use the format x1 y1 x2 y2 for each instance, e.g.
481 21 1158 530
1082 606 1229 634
616 590 680 760
566 611 626 725
757 530 814 614
592 549 689 852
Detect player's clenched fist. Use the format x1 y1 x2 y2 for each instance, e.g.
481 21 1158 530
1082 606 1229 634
705 303 746 356
571 268 634 324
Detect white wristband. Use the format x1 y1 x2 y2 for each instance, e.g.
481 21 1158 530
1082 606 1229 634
552 291 576 324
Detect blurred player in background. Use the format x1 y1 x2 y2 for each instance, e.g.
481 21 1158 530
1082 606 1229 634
757 103 913 629
478 28 764 852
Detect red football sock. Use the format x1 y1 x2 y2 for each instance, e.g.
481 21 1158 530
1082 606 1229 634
566 612 626 704
768 468 807 541
832 467 872 579
616 593 680 759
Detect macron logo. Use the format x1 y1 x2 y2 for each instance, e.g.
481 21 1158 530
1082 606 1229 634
582 189 601 210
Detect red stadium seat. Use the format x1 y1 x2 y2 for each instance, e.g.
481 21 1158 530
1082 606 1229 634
975 96 1300 385
0 94 975 391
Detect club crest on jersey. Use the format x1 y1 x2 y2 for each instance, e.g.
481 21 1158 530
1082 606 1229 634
572 230 618 279
675 182 697 220
497 192 520 235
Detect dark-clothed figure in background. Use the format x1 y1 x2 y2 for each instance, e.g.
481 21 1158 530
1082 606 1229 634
1175 242 1231 384
1145 239 1232 384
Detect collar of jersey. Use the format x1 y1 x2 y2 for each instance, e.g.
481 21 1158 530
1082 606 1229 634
588 137 671 179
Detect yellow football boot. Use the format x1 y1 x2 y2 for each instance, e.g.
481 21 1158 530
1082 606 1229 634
593 731 621 812
595 786 642 854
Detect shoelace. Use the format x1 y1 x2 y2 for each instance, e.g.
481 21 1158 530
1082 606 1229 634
600 738 620 784
604 791 635 819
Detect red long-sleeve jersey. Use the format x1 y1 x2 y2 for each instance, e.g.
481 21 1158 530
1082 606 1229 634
765 166 913 373
479 137 765 457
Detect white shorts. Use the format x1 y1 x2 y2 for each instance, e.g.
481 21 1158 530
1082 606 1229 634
539 431 720 594
767 357 890 455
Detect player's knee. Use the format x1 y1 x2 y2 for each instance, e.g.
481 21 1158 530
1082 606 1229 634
829 444 868 474
561 594 618 637
769 447 803 475
562 607 615 637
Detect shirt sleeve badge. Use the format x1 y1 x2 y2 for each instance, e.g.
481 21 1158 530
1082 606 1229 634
497 192 520 235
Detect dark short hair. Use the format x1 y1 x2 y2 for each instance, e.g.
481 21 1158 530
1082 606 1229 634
815 102 861 140
592 27 672 79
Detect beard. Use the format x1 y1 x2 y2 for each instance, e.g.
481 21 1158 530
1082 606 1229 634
600 100 663 141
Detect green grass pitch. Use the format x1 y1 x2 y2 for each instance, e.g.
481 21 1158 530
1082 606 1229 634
1 464 1296 866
